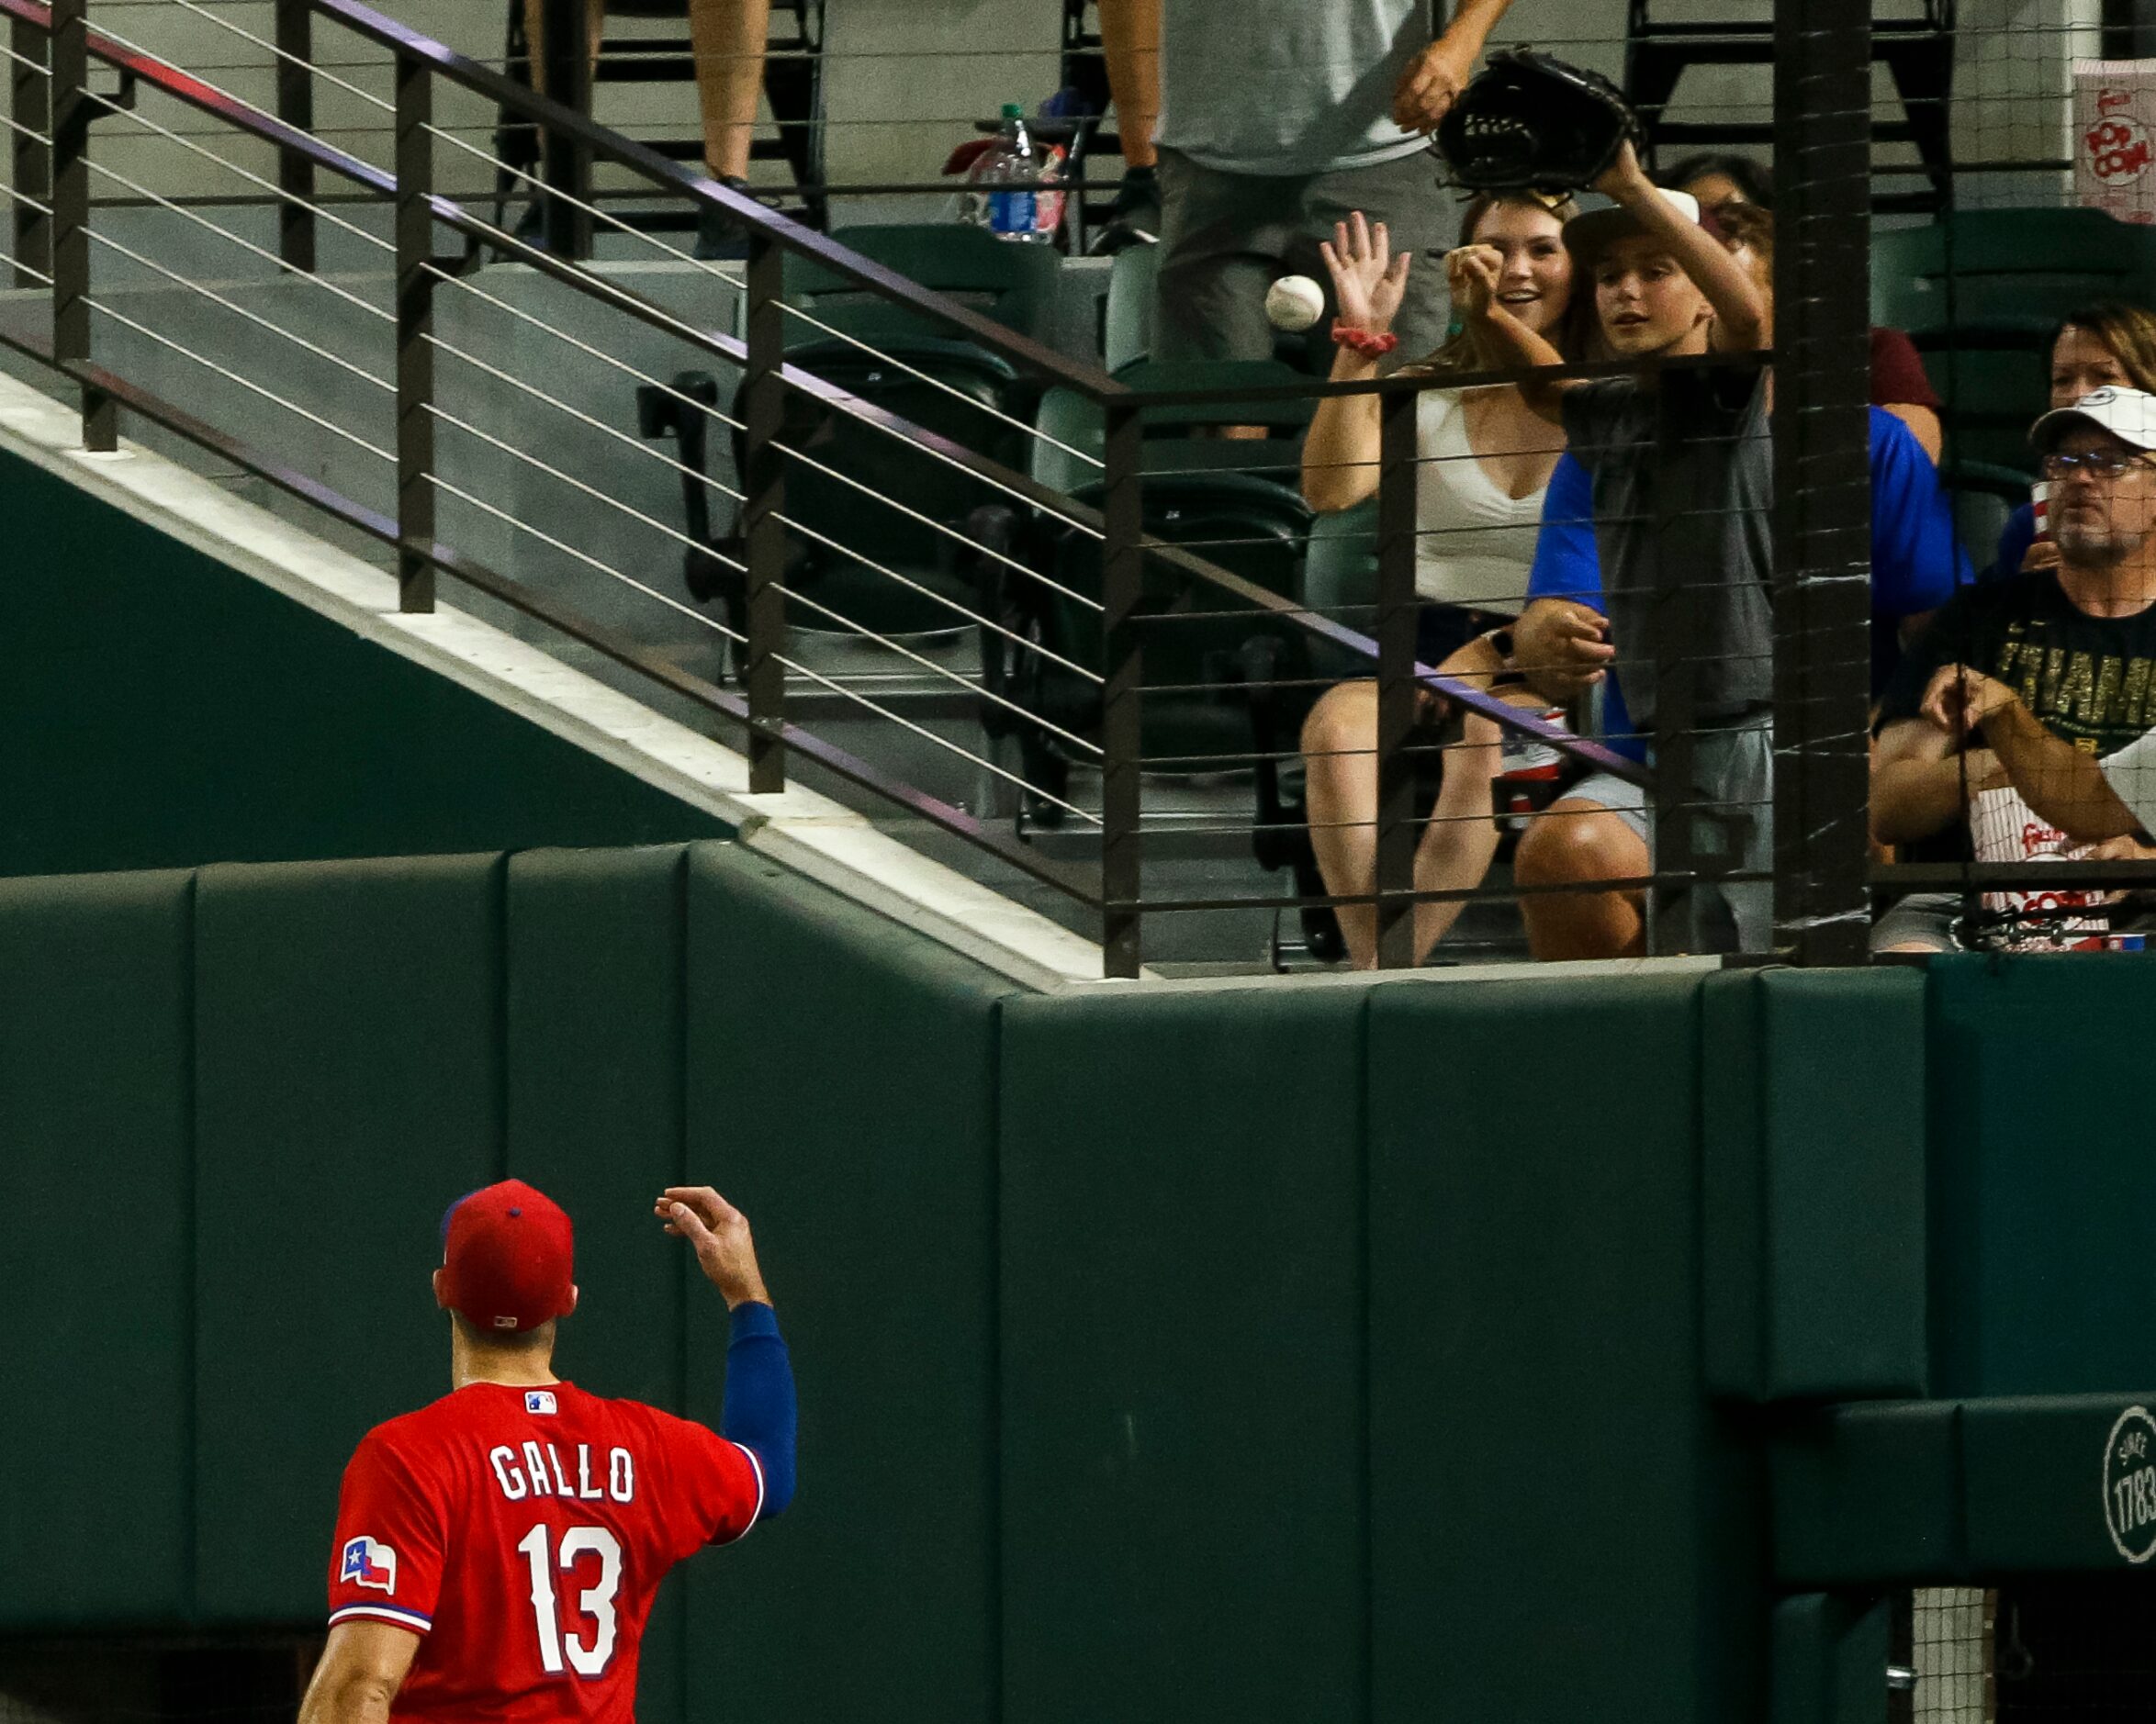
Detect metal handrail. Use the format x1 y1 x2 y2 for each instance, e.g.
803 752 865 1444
321 0 1117 402
0 0 1735 978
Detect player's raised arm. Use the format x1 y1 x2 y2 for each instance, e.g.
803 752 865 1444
660 1186 799 1517
298 1620 421 1724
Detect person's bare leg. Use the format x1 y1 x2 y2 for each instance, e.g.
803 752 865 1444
1410 711 1505 960
1301 679 1382 968
1513 799 1648 960
1408 635 1533 959
523 0 606 95
687 0 771 180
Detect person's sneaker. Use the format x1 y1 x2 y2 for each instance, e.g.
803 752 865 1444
509 196 546 251
693 174 771 262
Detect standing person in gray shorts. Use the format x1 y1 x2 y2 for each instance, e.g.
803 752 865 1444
1096 0 1519 365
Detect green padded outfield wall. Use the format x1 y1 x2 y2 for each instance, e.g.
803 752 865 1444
7 851 2155 1721
0 443 729 876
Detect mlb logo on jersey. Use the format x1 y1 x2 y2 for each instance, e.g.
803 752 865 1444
525 1390 558 1416
341 1535 397 1594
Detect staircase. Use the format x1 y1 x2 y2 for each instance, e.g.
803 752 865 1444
1626 0 1958 213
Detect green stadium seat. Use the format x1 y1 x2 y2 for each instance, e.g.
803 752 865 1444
786 222 1061 346
1940 457 2033 576
1104 241 1158 374
1029 360 1316 491
983 360 1319 825
1874 208 2156 476
1301 499 1379 674
642 227 1062 645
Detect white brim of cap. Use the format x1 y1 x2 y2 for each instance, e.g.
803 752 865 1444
2031 397 2156 453
1562 187 1702 269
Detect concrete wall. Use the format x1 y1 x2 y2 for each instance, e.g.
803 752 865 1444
0 431 732 879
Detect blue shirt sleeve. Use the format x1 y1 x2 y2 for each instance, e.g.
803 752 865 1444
1526 452 1645 759
1987 501 2038 585
720 1302 796 1517
1867 407 1971 695
1868 407 1969 615
1528 451 1604 611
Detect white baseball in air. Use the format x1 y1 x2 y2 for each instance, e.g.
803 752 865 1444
1265 274 1327 333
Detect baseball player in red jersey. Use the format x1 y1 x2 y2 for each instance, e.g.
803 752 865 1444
296 1180 796 1724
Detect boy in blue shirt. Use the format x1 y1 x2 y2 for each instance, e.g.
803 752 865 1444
1496 153 1964 957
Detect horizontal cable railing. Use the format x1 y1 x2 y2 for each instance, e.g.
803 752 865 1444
0 0 1919 980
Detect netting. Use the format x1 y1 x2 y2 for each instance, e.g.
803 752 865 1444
8 0 2156 976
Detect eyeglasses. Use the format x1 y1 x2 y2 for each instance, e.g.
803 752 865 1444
2042 449 2154 482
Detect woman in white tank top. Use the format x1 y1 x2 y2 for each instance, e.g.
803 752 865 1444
1297 194 1590 968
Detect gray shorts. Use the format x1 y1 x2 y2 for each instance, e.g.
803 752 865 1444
1564 718 1776 955
1871 890 2156 953
1152 146 1456 367
1870 892 1963 954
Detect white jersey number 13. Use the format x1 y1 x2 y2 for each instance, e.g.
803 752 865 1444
517 1523 623 1675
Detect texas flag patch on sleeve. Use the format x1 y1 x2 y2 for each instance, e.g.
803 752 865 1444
340 1535 398 1594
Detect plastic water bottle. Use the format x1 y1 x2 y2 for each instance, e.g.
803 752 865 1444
969 104 1050 242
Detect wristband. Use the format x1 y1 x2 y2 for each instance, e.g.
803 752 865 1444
1331 320 1400 360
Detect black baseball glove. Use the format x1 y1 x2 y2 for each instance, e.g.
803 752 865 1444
1435 48 1645 195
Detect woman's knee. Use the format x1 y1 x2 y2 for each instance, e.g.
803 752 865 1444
1300 680 1377 763
1515 800 1647 887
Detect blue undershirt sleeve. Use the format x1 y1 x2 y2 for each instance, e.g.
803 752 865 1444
720 1301 797 1517
1527 452 1605 611
1866 408 1971 694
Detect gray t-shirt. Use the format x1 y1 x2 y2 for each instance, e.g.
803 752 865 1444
1562 369 1774 726
1155 0 1435 177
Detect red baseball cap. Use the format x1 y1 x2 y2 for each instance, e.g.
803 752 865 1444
439 1180 575 1333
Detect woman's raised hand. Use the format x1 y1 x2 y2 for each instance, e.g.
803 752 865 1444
1318 211 1411 335
1444 243 1504 325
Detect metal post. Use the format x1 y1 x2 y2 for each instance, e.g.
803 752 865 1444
10 18 51 289
1648 386 1699 956
1099 397 1144 979
539 0 593 260
394 55 436 613
274 0 317 273
1772 0 1873 964
1373 386 1420 969
49 0 111 450
742 230 788 794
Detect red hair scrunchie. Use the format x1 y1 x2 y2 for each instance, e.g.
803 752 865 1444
1331 320 1400 360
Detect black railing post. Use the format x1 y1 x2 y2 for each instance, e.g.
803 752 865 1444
49 0 111 450
1773 0 1873 963
10 17 51 289
742 230 788 793
1099 397 1144 979
394 52 436 613
1648 386 1700 954
539 0 593 260
1374 386 1420 969
274 0 317 273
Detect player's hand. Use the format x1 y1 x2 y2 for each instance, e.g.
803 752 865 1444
1444 243 1503 325
1392 33 1477 133
657 1186 770 1309
1318 211 1410 336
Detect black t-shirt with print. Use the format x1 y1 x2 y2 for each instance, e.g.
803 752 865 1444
1880 570 2156 864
